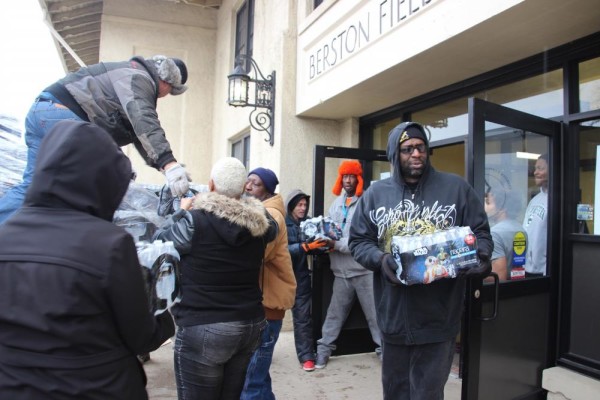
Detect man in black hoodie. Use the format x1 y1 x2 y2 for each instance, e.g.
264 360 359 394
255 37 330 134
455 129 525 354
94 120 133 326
0 120 174 399
349 122 493 399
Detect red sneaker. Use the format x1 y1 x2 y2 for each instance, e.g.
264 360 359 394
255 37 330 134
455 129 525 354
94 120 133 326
302 360 315 372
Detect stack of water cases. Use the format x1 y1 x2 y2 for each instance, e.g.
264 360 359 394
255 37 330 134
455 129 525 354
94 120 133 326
0 121 26 197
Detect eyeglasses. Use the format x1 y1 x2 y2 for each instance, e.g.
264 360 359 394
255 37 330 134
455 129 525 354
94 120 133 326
399 144 427 155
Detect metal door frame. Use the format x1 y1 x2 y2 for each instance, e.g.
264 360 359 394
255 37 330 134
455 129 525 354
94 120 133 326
311 145 387 355
463 97 562 399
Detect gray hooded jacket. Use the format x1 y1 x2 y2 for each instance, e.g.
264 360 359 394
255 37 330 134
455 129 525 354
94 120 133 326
328 192 373 278
45 56 177 169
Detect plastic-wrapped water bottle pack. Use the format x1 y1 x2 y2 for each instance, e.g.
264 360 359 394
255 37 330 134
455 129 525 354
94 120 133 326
391 226 478 285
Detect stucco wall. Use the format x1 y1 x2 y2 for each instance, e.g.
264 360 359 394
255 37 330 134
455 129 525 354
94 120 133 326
99 0 362 202
100 0 217 186
213 0 357 203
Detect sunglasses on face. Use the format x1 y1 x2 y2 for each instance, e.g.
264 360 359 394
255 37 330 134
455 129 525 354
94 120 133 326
399 144 427 155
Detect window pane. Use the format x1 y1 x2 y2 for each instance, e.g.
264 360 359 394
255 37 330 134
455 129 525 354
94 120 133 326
231 140 242 161
235 3 248 59
371 117 401 150
231 134 251 171
487 70 563 118
413 98 469 144
243 136 251 170
369 69 564 150
234 0 254 71
247 0 254 58
577 120 600 234
579 57 600 113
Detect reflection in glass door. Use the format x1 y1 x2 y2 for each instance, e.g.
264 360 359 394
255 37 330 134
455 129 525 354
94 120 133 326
483 125 549 281
464 98 560 400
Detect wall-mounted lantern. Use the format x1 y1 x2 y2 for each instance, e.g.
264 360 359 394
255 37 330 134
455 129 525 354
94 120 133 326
227 54 276 146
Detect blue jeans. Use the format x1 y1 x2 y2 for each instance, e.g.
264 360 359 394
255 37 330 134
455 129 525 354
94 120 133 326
381 338 455 400
173 318 266 400
0 95 81 224
240 319 282 400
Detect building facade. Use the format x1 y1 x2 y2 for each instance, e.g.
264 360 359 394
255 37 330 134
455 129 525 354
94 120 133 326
43 0 600 398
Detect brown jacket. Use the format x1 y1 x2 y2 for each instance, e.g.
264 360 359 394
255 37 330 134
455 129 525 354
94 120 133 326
261 194 297 320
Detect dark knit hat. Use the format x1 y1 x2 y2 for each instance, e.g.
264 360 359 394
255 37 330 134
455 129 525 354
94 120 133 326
386 122 430 164
249 167 279 194
399 125 427 144
332 160 364 197
149 55 188 95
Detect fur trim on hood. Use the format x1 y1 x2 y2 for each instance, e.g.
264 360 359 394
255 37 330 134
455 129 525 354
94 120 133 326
193 192 269 237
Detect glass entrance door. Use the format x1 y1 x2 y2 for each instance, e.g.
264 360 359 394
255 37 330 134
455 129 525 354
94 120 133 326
311 145 389 356
311 140 466 360
462 98 561 400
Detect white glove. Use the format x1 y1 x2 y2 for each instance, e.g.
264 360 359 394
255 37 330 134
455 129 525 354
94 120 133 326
165 163 190 197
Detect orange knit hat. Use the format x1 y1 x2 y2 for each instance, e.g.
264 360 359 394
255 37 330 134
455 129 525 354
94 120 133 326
332 160 364 197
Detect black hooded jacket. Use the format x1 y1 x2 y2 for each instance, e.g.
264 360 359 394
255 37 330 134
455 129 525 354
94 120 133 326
154 191 274 327
349 122 493 345
284 189 312 280
0 120 174 399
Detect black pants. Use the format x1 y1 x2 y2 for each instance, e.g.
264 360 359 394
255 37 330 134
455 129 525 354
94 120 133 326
381 338 455 400
291 271 314 363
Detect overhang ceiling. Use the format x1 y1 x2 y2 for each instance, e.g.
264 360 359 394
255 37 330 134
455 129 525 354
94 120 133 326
40 0 221 73
41 0 104 72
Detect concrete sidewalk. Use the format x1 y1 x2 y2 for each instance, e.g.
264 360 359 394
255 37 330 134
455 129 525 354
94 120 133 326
144 330 462 399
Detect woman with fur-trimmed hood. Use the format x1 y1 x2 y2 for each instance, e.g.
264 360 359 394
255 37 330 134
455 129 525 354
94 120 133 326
153 157 277 400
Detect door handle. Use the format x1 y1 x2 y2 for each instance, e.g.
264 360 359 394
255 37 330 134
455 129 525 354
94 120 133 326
479 272 499 321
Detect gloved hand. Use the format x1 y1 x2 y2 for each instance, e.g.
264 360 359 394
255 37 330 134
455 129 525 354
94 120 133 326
301 238 329 254
381 253 402 285
165 163 190 197
458 249 492 278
